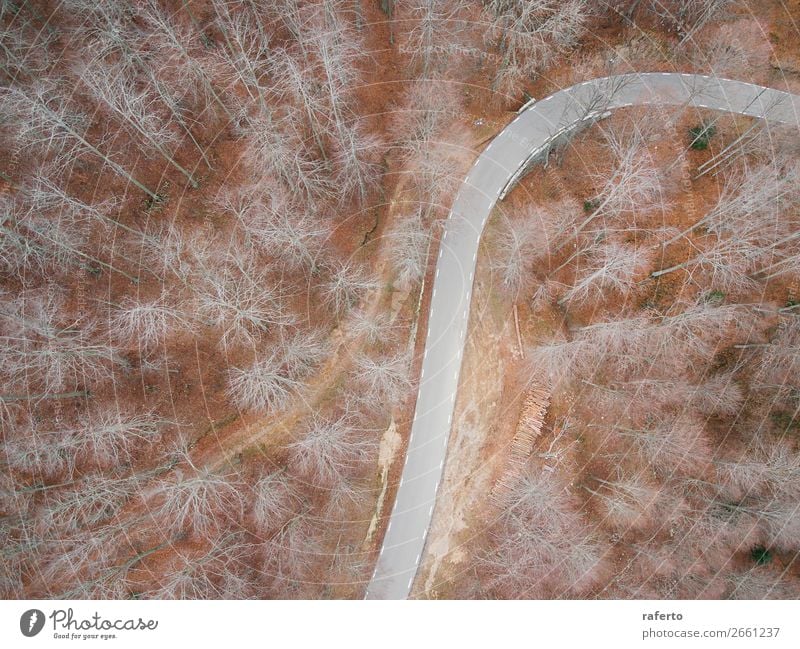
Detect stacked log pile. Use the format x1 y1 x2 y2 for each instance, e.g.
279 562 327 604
490 384 550 508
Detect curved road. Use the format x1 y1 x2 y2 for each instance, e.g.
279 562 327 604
365 73 800 599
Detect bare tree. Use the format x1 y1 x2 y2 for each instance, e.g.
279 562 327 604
727 567 800 600
750 317 799 405
759 245 800 282
655 301 755 362
37 524 135 598
40 473 143 534
690 23 756 77
242 109 335 202
388 208 432 286
0 199 36 274
137 0 233 120
390 78 467 213
148 533 253 599
0 12 56 81
0 288 124 394
65 0 215 167
218 183 328 273
0 83 159 199
261 513 325 597
288 414 377 486
322 477 372 520
529 300 754 387
73 409 168 468
584 473 661 533
0 517 37 598
136 220 200 285
227 329 328 413
527 333 590 388
211 0 272 108
602 415 713 479
110 293 194 353
687 371 744 417
252 472 298 533
269 48 330 157
486 1 589 96
3 423 80 480
652 229 765 293
145 459 246 539
279 328 331 377
390 78 463 146
490 213 543 298
662 0 733 44
573 125 664 238
400 132 465 210
658 164 800 286
293 8 363 142
715 442 800 504
321 260 381 316
559 241 651 307
400 0 472 75
478 469 605 598
743 500 800 552
227 352 302 414
354 350 412 407
527 313 651 386
349 309 398 346
0 193 140 282
266 2 365 153
664 164 799 247
23 173 131 236
194 249 294 348
76 61 199 187
332 120 383 205
613 0 733 43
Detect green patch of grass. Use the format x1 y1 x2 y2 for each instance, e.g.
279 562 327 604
689 123 717 150
144 193 167 213
705 289 726 304
771 410 800 434
750 545 772 566
583 198 600 213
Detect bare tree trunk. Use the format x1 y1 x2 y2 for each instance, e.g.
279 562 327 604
695 120 764 178
181 0 212 47
513 303 525 359
651 254 702 278
53 122 159 200
1 390 89 403
379 0 395 44
624 0 645 21
0 221 140 283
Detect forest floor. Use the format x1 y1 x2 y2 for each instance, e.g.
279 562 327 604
7 0 800 600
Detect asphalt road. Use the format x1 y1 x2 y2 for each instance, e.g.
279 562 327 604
365 73 800 600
